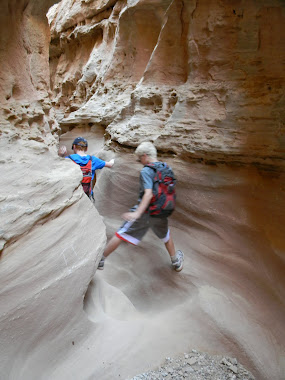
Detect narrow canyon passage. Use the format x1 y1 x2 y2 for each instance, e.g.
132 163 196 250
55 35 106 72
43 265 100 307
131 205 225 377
58 127 285 380
1 0 284 379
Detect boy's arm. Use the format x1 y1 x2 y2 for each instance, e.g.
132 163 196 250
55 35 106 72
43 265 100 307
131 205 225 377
122 189 153 221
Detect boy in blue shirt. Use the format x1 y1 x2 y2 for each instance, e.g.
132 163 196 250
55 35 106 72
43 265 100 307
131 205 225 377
59 137 114 198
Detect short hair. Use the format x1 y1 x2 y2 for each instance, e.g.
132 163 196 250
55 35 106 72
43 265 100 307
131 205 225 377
135 141 157 159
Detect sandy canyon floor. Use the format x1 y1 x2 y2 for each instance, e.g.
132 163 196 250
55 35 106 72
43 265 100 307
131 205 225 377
56 127 285 380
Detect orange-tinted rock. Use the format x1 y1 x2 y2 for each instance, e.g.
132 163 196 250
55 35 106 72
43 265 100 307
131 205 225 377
0 1 284 380
49 0 285 169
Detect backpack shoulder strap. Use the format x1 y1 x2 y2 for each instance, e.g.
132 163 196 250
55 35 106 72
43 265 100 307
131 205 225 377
144 162 168 170
145 163 170 172
144 163 156 169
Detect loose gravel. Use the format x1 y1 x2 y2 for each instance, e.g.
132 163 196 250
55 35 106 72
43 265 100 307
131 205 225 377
129 350 255 380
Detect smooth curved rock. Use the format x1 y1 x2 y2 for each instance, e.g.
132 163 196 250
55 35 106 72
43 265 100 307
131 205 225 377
0 0 284 380
0 2 107 379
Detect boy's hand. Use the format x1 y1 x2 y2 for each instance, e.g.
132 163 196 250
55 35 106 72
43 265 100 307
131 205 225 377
58 145 67 157
105 158 115 168
122 211 140 221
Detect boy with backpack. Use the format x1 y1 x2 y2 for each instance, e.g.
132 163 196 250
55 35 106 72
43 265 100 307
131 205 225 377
59 137 114 199
98 141 184 272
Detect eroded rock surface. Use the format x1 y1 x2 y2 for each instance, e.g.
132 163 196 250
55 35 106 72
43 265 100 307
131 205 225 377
48 0 285 169
0 0 284 380
0 1 107 379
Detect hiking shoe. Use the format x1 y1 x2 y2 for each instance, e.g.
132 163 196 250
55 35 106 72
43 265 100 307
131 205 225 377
97 258 105 270
172 250 184 272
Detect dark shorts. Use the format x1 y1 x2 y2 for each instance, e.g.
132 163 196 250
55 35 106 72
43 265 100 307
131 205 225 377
116 212 170 246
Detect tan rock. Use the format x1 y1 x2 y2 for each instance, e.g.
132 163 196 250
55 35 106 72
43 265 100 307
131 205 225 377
48 0 285 169
0 2 107 378
0 1 284 380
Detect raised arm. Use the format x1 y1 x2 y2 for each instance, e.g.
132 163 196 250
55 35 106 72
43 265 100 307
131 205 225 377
105 158 115 168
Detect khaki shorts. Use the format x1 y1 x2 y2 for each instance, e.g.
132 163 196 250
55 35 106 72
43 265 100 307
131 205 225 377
116 212 170 246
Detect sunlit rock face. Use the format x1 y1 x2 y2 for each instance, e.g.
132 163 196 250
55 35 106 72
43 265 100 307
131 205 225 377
48 0 285 169
0 1 107 378
0 1 284 380
47 1 285 379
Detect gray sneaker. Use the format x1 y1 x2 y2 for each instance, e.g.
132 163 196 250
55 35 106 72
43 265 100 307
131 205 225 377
97 258 105 270
172 250 184 272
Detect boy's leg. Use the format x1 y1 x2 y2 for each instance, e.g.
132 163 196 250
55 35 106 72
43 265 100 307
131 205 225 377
150 218 184 272
164 232 176 257
150 218 175 257
97 235 121 270
165 232 184 272
104 235 122 258
98 213 149 270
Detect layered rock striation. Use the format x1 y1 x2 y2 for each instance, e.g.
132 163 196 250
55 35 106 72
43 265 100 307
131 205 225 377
48 0 285 169
0 1 107 379
0 1 284 380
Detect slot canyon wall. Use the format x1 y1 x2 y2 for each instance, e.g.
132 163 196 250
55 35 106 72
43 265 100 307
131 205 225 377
0 0 285 380
0 0 107 379
48 0 285 170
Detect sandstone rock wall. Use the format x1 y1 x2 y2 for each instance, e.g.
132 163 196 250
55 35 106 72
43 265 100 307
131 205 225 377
48 0 285 169
47 1 285 379
93 151 285 380
0 0 284 380
0 1 107 378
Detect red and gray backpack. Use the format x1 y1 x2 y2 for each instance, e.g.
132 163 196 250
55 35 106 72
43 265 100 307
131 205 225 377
145 163 176 218
69 157 93 197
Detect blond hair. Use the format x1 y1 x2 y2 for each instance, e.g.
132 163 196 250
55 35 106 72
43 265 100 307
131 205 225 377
135 141 157 159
